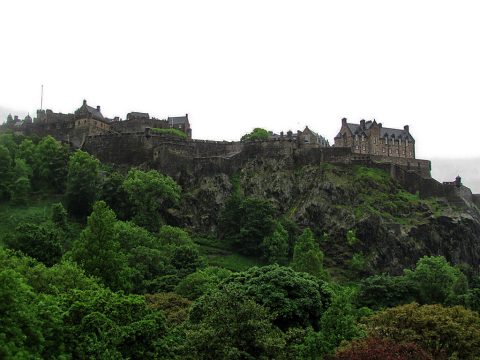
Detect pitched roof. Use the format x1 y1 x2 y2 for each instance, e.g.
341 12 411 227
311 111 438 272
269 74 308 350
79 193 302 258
343 122 414 141
74 100 105 121
85 105 104 121
380 127 413 140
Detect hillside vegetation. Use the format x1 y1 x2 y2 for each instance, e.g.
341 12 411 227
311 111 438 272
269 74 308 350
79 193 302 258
1 132 480 359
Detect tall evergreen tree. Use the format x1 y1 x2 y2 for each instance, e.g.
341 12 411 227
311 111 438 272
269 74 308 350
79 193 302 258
71 201 132 291
291 228 327 279
66 150 100 218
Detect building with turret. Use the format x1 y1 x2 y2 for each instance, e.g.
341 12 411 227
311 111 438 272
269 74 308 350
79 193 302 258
334 118 415 159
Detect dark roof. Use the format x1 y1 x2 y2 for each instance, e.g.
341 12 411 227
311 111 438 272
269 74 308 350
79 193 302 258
85 105 104 121
167 115 189 125
343 122 414 141
380 127 412 140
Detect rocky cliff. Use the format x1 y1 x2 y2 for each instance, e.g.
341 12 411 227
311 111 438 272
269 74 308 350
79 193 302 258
177 156 480 276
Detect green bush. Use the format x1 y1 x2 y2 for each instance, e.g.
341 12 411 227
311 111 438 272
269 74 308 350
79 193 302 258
151 128 187 139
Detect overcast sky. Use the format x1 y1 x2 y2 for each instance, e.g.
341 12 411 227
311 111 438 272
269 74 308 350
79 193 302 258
1 1 479 188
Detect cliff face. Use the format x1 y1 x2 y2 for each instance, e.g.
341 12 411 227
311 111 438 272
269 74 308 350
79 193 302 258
178 156 480 275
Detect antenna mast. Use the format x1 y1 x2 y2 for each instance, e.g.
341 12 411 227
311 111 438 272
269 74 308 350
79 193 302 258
40 85 44 110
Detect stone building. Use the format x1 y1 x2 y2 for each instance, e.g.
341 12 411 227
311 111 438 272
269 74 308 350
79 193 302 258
334 118 415 158
74 100 111 135
269 126 329 146
167 114 192 139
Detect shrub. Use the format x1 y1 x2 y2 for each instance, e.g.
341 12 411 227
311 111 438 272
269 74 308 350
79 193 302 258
151 128 187 139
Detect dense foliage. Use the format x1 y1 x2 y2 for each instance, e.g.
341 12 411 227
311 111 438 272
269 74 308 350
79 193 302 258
240 127 270 141
152 127 188 139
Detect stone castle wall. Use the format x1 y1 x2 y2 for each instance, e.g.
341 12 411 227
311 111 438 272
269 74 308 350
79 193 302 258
82 132 433 185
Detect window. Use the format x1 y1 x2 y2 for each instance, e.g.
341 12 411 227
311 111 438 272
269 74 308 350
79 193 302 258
382 148 386 153
374 137 377 144
355 145 359 150
362 146 366 151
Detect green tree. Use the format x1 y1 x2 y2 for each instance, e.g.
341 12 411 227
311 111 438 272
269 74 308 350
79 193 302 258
0 144 12 199
123 169 181 231
60 288 168 359
262 221 289 263
12 157 32 179
357 273 415 310
35 135 69 192
51 202 68 228
405 255 465 304
186 283 286 360
158 225 194 247
70 201 132 291
0 268 63 359
175 267 232 300
0 248 101 294
66 150 100 217
7 222 63 266
208 265 333 331
291 228 327 279
0 133 18 158
240 127 270 142
100 170 131 220
146 292 192 326
116 220 158 251
10 176 31 205
219 196 276 255
17 138 36 166
364 303 480 359
128 245 169 293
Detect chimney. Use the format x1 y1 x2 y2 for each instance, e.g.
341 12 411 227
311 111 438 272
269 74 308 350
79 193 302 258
83 99 87 106
378 123 382 128
97 106 101 112
360 119 366 128
404 125 409 132
341 117 347 125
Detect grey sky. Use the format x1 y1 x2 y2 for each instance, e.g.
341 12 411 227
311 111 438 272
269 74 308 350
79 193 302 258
1 1 479 189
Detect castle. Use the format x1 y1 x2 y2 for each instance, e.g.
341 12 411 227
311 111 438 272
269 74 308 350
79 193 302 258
4 100 192 146
4 100 478 209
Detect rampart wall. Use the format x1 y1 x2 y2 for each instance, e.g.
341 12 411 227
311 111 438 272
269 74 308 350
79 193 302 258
79 132 480 208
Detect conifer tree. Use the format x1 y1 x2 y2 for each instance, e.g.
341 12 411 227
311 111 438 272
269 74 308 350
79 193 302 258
291 228 327 279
